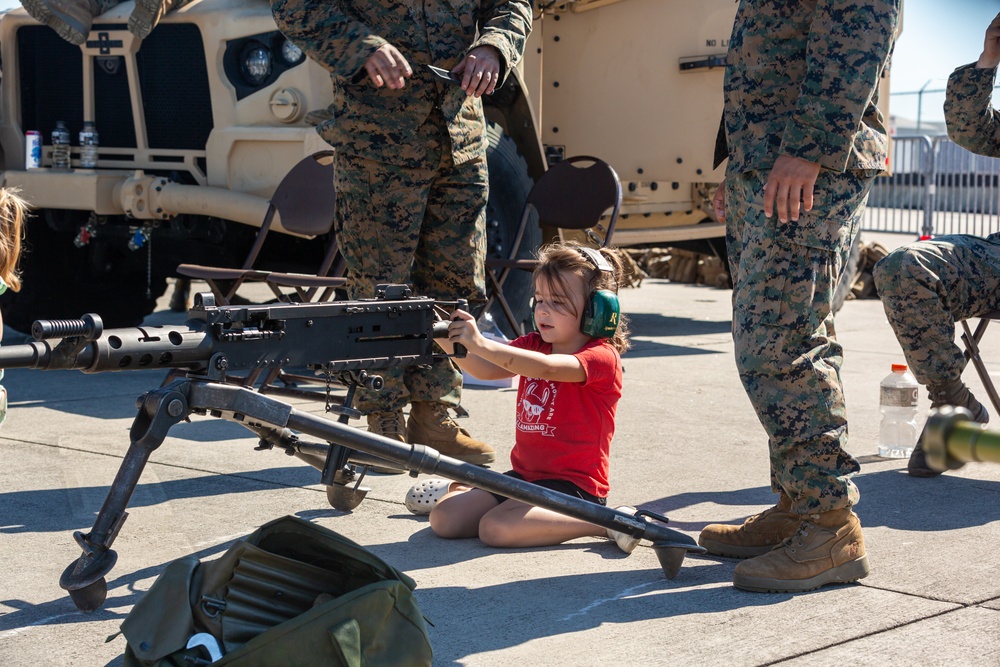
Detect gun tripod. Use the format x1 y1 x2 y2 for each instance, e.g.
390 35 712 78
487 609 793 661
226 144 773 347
59 373 705 612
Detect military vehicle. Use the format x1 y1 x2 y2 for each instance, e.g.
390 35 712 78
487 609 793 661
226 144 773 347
0 0 838 333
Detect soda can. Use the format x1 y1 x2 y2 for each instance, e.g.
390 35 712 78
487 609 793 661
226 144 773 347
25 130 41 169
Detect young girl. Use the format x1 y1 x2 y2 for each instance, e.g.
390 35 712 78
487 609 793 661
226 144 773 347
0 188 27 426
426 241 637 553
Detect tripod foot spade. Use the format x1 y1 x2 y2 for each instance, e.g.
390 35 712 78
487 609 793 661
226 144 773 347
67 578 108 612
60 549 117 612
652 544 690 580
326 483 370 511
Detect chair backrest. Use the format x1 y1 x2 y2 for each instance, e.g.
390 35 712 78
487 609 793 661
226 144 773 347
240 151 336 272
526 155 622 246
272 151 336 237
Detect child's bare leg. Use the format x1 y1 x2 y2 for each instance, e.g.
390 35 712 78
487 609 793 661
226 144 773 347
478 500 607 548
429 486 499 538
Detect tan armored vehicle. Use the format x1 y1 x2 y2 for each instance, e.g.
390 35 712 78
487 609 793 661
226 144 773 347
0 0 740 332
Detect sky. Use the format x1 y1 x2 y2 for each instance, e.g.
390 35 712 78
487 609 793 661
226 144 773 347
0 0 994 126
890 0 1000 126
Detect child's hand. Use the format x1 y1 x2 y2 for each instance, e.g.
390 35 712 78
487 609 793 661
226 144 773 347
448 309 487 352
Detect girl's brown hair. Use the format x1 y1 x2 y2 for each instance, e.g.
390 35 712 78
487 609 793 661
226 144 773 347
0 189 27 292
532 241 631 354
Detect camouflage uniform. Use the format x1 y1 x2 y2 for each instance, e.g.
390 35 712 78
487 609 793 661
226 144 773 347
272 0 531 413
722 0 900 514
874 63 1000 392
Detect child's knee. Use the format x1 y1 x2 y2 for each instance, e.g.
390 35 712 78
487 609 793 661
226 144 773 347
477 514 514 547
428 505 467 539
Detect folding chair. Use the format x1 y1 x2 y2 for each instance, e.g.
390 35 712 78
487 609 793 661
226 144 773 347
960 311 1000 415
176 151 346 305
171 151 347 401
484 155 622 335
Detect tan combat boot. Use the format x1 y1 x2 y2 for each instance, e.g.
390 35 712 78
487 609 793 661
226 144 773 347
698 493 800 558
21 0 105 45
732 507 869 593
407 401 496 465
365 410 407 474
909 379 990 478
128 0 192 39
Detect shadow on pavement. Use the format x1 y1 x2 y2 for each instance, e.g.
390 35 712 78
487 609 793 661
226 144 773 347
2 466 324 534
638 469 1000 534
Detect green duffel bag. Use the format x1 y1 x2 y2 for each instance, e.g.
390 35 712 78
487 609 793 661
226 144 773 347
117 515 432 666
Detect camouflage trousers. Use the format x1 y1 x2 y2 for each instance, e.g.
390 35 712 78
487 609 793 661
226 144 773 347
334 143 488 414
725 168 876 514
873 233 1000 387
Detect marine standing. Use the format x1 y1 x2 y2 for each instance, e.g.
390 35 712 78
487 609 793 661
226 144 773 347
873 11 1000 477
700 0 901 592
271 0 531 465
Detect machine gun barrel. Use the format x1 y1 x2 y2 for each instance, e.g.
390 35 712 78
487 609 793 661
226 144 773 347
923 406 1000 472
0 318 212 373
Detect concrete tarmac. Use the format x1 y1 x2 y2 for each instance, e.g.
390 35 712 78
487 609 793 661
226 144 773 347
2 231 1000 666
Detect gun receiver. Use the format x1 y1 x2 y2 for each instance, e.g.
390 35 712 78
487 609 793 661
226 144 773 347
2 285 454 377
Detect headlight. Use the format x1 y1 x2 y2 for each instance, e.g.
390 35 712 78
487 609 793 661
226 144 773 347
241 44 272 86
224 31 307 100
280 39 304 65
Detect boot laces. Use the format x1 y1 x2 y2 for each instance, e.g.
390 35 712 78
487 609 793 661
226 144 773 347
781 521 814 552
373 412 404 437
428 404 460 430
746 500 785 525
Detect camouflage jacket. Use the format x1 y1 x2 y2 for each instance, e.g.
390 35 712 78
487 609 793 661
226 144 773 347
722 0 901 174
271 0 531 168
944 63 1000 158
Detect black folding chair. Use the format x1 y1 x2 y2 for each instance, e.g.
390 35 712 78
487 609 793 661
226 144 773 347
961 310 1000 415
484 155 622 335
176 151 346 305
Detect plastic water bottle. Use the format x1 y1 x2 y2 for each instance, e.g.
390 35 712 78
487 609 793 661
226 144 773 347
79 121 98 168
51 120 71 170
877 363 920 458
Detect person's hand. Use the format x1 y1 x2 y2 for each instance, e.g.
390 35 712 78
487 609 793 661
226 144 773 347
364 44 412 89
448 309 487 352
712 183 726 223
763 154 822 223
453 46 500 98
977 12 1000 69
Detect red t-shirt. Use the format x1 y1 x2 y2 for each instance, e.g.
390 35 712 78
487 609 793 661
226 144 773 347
507 333 622 498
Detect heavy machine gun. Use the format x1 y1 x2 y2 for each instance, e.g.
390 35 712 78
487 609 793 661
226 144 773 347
1 284 705 612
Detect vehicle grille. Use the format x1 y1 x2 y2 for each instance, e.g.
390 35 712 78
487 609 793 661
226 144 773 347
17 23 213 154
17 26 84 143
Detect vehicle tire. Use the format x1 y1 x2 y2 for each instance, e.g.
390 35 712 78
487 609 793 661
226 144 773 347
484 122 539 339
0 212 167 334
832 231 864 314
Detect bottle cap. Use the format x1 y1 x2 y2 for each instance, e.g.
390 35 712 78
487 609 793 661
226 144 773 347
891 363 908 372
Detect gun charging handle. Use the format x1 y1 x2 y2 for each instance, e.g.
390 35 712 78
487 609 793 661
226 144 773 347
32 313 103 341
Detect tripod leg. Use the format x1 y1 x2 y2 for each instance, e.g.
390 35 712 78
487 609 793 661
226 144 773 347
59 383 189 612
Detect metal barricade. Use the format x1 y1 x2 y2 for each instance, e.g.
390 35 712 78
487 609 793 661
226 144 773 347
929 135 1000 237
866 135 933 237
864 135 1000 238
